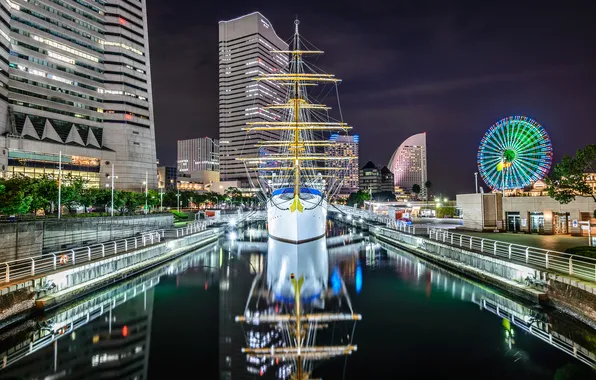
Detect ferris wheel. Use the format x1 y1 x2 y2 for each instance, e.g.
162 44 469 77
477 116 553 191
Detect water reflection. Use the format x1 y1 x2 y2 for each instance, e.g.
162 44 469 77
236 236 361 379
0 221 594 379
0 243 219 379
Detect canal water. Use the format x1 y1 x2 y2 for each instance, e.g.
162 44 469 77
0 221 595 379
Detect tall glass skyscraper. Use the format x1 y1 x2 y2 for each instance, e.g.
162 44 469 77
177 137 219 174
0 0 157 189
388 132 428 198
218 12 288 187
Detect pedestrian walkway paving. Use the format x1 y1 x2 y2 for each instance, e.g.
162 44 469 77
456 231 588 252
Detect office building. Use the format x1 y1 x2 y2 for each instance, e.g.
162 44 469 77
326 134 359 195
177 137 219 173
380 166 394 193
388 132 427 198
0 0 157 189
157 165 177 190
359 161 381 193
218 12 289 187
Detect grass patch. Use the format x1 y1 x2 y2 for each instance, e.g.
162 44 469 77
564 246 596 259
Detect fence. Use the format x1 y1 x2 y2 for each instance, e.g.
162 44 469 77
0 218 219 284
429 228 596 283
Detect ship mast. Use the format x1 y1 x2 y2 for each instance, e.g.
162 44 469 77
237 18 354 205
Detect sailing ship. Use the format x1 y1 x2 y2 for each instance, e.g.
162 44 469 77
238 19 354 244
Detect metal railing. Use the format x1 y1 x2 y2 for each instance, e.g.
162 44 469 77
429 228 596 283
1 230 165 284
0 218 223 285
332 205 393 225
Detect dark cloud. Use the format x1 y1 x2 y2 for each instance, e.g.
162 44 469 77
147 0 596 196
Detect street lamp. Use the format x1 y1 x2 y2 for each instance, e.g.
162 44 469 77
143 171 148 215
107 164 118 217
474 172 479 194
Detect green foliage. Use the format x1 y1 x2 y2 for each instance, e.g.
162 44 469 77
372 191 395 202
412 184 421 195
424 180 432 190
436 206 456 218
564 246 596 259
546 144 596 204
346 190 371 207
171 210 188 219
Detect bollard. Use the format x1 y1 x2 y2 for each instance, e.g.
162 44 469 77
101 244 105 257
5 263 9 283
143 235 146 246
151 234 154 244
135 238 138 249
53 253 57 270
71 249 75 265
125 240 128 251
470 237 473 250
480 239 484 253
525 247 529 263
569 256 573 276
508 244 512 259
87 246 91 261
30 258 35 276
459 235 463 247
114 241 117 254
545 251 549 269
494 241 497 255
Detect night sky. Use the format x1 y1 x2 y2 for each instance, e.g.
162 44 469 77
146 0 596 196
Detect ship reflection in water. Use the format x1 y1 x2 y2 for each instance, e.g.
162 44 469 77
236 236 361 379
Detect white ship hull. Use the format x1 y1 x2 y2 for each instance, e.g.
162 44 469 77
267 189 327 244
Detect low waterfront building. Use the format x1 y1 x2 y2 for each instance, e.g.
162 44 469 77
457 192 596 236
157 166 177 190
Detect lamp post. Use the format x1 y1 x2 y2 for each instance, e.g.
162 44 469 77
474 172 478 194
144 171 148 214
159 186 163 211
176 185 180 212
57 151 62 218
108 164 118 217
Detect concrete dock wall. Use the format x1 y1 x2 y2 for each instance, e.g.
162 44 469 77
0 214 173 262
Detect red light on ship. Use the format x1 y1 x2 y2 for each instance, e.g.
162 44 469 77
122 325 128 337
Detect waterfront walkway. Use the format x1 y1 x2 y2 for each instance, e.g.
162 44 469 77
455 231 589 252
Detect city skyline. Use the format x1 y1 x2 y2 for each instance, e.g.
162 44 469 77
147 0 596 196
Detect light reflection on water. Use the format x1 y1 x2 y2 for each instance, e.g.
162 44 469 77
0 221 593 380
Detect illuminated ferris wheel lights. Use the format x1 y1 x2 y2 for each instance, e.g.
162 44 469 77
477 116 553 191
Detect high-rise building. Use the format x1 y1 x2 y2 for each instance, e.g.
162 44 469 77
177 137 219 173
380 166 394 193
388 132 428 198
326 134 359 195
218 12 289 187
359 161 381 193
0 0 157 189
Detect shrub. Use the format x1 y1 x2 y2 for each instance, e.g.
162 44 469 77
171 210 188 219
565 246 596 259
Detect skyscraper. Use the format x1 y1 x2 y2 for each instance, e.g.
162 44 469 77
388 132 428 198
326 134 359 195
218 12 289 187
177 137 219 173
0 0 157 189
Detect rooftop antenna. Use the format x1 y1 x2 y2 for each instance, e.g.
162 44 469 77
294 16 299 34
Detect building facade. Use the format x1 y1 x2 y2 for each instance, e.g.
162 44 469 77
157 165 177 190
380 166 394 193
218 12 289 187
177 137 219 174
359 161 381 193
388 132 427 198
326 134 359 194
0 0 157 189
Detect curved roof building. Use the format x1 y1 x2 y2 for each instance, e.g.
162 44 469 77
388 133 427 197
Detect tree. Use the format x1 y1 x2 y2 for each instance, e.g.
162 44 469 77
346 190 370 207
0 176 33 215
412 184 421 198
424 180 432 199
546 144 596 204
61 175 87 213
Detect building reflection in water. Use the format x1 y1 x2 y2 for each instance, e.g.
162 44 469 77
0 243 219 379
